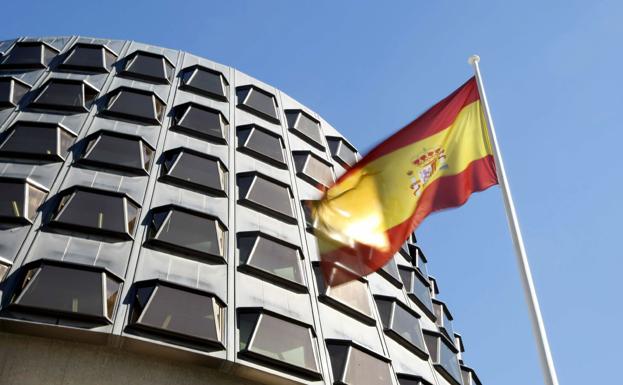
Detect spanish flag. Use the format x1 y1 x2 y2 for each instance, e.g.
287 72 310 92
312 77 498 285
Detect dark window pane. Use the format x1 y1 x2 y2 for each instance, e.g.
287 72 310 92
171 103 228 143
180 65 228 101
237 125 285 167
60 43 116 73
79 131 153 175
438 339 463 384
121 51 173 84
30 79 98 113
102 87 165 125
133 284 223 344
390 302 428 356
238 232 305 289
0 42 57 69
237 173 295 222
374 297 393 327
286 110 323 149
161 149 226 195
51 188 138 239
327 136 358 168
242 312 319 375
424 334 438 362
300 200 316 230
237 86 279 123
12 264 119 323
0 77 30 108
292 151 334 189
379 258 402 288
0 121 75 162
146 207 226 262
316 265 374 322
400 266 434 318
327 342 392 385
0 179 46 223
397 375 426 385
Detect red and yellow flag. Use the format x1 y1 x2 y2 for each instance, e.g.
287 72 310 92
312 77 498 285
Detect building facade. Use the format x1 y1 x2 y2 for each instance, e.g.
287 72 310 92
0 36 482 385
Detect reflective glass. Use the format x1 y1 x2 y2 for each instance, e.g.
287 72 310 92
15 265 108 319
293 152 333 189
82 132 151 174
123 52 173 83
326 278 373 317
0 43 49 68
172 103 227 142
61 44 113 72
239 174 294 220
439 339 462 384
246 313 318 373
0 122 74 161
32 80 90 112
181 66 227 100
162 150 225 194
391 303 427 353
286 110 323 148
137 285 222 343
0 180 25 220
148 208 224 259
343 346 392 385
327 137 358 168
237 125 285 166
239 233 304 285
103 88 164 124
238 86 279 122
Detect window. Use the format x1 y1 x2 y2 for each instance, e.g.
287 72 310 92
399 266 435 320
238 308 321 378
101 87 166 125
378 257 403 288
170 102 228 143
300 200 316 230
433 300 455 344
145 205 227 263
461 365 482 385
238 231 306 291
29 79 99 113
314 264 375 324
0 178 47 224
237 172 296 223
120 50 174 84
129 281 225 347
285 110 324 149
409 244 428 278
59 43 117 73
180 65 228 101
326 340 393 385
424 331 463 385
0 121 76 162
374 296 428 359
0 77 30 108
292 151 334 190
78 131 154 175
160 148 227 196
9 261 121 324
327 136 358 168
0 41 58 69
396 374 432 385
236 85 280 123
48 187 140 240
237 124 286 168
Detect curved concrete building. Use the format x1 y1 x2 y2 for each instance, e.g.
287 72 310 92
0 36 482 385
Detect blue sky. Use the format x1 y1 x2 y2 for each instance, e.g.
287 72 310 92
4 1 621 384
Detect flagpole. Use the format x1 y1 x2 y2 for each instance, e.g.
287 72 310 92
468 55 560 385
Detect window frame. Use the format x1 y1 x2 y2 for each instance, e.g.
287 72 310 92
128 279 226 349
29 78 99 113
77 130 155 176
100 86 166 125
0 76 31 108
292 150 335 190
8 259 122 325
144 204 228 263
285 109 325 150
236 124 287 168
0 177 48 224
179 64 229 101
373 295 429 360
326 136 359 169
159 147 228 196
325 338 393 385
120 50 175 84
237 171 297 223
423 330 463 385
237 307 322 380
170 102 229 144
398 265 436 321
47 186 141 240
236 85 280 124
0 120 77 162
237 231 307 292
0 41 59 70
58 42 118 73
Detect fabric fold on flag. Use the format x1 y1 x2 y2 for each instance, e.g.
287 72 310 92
312 77 498 286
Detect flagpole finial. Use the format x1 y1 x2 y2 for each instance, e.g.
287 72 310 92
468 55 480 66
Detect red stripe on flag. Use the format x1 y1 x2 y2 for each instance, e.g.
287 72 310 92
320 155 497 286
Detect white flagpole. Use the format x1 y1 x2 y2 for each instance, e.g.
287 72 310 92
468 55 560 385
